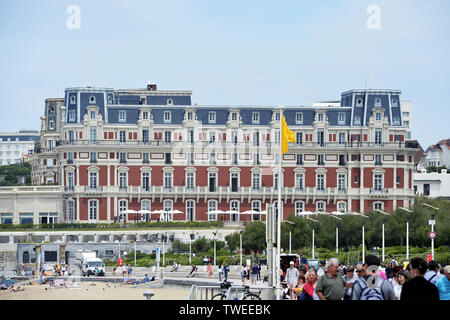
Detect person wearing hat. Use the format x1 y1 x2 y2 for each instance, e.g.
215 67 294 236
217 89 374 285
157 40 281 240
435 265 450 300
285 261 299 292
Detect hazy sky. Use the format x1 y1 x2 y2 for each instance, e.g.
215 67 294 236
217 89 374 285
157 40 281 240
0 0 449 147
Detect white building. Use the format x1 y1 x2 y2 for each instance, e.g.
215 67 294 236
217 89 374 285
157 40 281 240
413 168 450 198
424 139 450 168
401 100 412 140
0 130 40 166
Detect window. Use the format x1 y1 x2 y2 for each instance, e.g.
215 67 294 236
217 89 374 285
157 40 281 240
90 152 97 164
339 133 345 145
253 132 260 146
89 172 97 189
318 154 325 166
374 174 383 191
232 153 238 165
375 129 382 145
253 153 260 165
164 111 171 123
1 213 12 224
251 201 261 221
143 111 149 120
275 129 280 145
188 128 194 144
375 154 382 166
90 111 96 119
232 112 237 121
338 112 345 125
166 98 173 105
186 172 195 190
134 168 147 190
19 213 34 225
89 127 97 144
317 130 324 146
252 112 260 124
119 152 126 164
403 121 409 127
296 112 303 124
187 112 193 120
356 98 363 107
67 200 75 221
375 98 381 107
316 201 325 212
295 173 304 191
316 173 325 191
402 112 409 117
70 95 76 104
67 152 73 164
231 172 239 192
354 115 361 125
339 154 346 166
318 113 324 122
208 200 217 221
275 112 280 121
338 174 346 191
296 132 303 146
119 200 128 222
68 110 76 122
119 130 126 143
143 152 149 164
208 112 216 124
209 131 216 144
232 129 238 145
119 111 126 122
89 96 96 104
338 202 346 213
296 154 303 165
164 131 171 144
165 153 171 164
210 152 216 165
274 173 279 190
164 172 173 190
374 202 384 211
392 98 398 107
119 172 127 191
230 201 239 221
252 172 261 191
209 172 217 192
188 153 194 165
186 200 195 221
89 200 98 221
376 113 382 121
295 201 304 216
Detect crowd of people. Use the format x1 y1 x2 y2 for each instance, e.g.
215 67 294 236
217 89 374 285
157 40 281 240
280 255 449 300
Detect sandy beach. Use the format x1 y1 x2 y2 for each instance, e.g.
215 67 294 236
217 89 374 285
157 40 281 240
0 281 190 300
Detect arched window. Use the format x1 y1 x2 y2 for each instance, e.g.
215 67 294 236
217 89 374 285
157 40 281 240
89 95 96 104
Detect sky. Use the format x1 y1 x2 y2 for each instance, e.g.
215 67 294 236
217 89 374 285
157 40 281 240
0 0 449 147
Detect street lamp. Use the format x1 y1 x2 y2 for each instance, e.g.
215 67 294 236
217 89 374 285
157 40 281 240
421 203 439 260
375 209 389 262
239 229 243 267
304 216 318 259
211 227 218 267
398 207 413 260
285 221 295 254
325 212 343 253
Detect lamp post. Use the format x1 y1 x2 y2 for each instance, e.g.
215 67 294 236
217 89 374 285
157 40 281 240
239 229 243 267
362 222 365 265
162 232 166 267
422 203 438 260
398 207 413 260
211 228 218 267
375 209 389 263
336 224 339 254
285 221 295 254
305 216 318 259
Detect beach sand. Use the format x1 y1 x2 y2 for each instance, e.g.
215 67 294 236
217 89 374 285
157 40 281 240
0 281 190 300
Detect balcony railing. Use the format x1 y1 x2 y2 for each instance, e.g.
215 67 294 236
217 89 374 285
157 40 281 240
370 188 389 194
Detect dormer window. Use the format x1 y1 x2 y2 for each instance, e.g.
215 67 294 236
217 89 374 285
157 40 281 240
164 111 171 123
252 112 260 124
275 112 280 121
108 95 113 104
166 98 173 105
317 113 324 122
89 96 96 104
375 97 382 107
391 98 398 107
356 98 363 107
338 112 345 125
232 112 238 121
296 112 303 124
376 113 382 121
119 110 126 122
209 112 216 124
70 95 76 104
354 115 361 125
142 111 149 120
68 110 76 122
187 112 193 120
393 116 400 125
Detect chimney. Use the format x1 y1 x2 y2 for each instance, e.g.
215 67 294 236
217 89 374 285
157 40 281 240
147 81 157 91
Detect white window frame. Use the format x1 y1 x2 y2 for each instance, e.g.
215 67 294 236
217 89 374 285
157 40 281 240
316 173 325 191
230 200 240 221
186 171 195 190
295 173 304 191
119 199 128 222
119 110 126 122
68 110 76 122
208 200 218 221
373 201 384 211
316 201 326 212
251 200 261 221
338 112 345 125
252 112 260 124
164 111 172 123
141 200 151 222
295 201 305 216
208 112 216 124
163 200 173 221
186 200 195 221
89 95 96 104
296 112 303 124
89 199 98 222
337 201 346 213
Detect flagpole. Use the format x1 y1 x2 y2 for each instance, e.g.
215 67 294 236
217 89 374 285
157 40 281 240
276 107 283 300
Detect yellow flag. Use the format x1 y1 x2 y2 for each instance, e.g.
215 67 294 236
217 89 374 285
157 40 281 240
281 115 296 154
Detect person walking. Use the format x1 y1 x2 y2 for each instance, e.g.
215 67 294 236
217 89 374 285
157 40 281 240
128 265 132 277
285 261 299 292
207 263 213 279
394 270 411 299
241 264 247 284
317 260 326 277
218 264 223 282
223 263 230 281
424 260 443 286
343 266 357 300
251 263 259 285
400 257 439 301
351 255 396 300
316 258 353 300
299 269 319 300
435 265 450 300
257 263 261 282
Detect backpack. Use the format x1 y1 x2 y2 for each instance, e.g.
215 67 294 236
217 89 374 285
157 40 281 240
358 277 385 300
